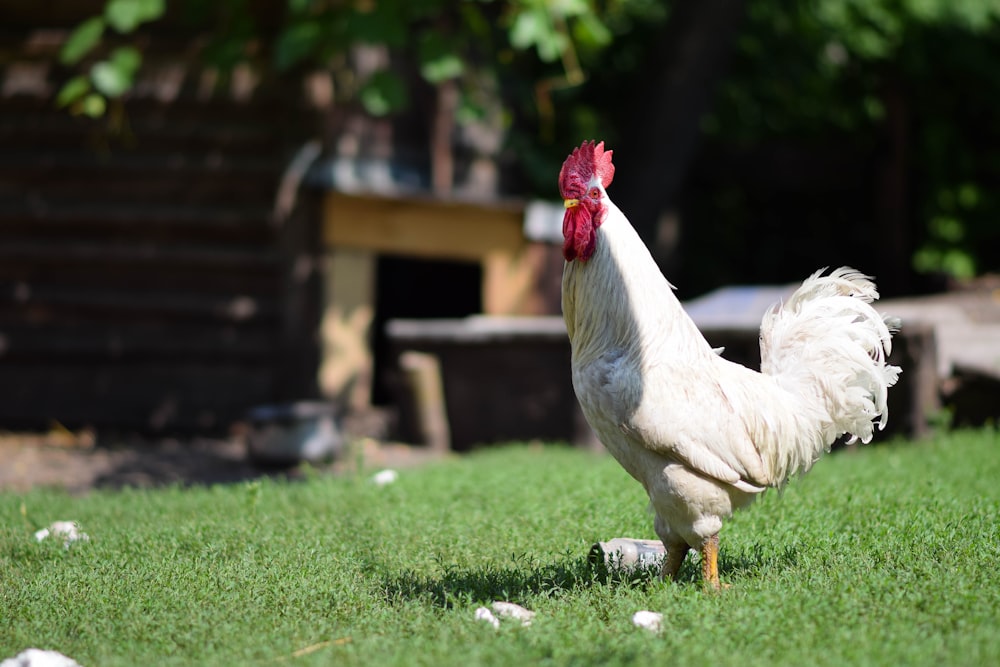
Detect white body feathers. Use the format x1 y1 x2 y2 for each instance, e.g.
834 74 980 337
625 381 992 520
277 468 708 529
562 198 901 551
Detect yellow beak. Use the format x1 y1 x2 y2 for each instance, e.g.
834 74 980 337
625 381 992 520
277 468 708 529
563 198 580 208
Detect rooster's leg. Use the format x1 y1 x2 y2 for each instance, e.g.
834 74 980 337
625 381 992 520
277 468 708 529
659 542 689 581
700 534 722 590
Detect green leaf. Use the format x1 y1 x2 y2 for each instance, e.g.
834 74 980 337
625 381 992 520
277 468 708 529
418 34 463 83
110 46 142 74
80 93 107 117
551 0 591 18
86 47 142 99
90 58 135 97
274 20 323 71
56 76 91 107
572 12 612 49
509 9 542 50
862 95 885 120
59 17 105 65
202 35 249 70
348 1 407 47
508 7 565 62
930 215 965 242
359 70 408 116
105 0 166 32
940 248 976 278
957 183 980 209
456 93 486 124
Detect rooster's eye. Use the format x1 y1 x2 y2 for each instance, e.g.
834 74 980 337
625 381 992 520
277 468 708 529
589 187 601 199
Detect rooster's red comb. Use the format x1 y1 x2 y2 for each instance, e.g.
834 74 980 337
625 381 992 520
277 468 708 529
558 140 615 195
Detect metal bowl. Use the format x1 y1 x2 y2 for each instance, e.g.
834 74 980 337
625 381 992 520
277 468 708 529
245 401 342 466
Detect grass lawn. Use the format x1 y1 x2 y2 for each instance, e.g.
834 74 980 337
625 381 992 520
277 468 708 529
2 428 999 666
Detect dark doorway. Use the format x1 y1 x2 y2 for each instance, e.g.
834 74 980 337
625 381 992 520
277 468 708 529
370 254 482 405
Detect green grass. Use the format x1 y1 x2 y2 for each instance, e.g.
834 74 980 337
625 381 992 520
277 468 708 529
3 428 1000 666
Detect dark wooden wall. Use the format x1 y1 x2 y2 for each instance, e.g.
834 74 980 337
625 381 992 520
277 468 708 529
0 7 324 434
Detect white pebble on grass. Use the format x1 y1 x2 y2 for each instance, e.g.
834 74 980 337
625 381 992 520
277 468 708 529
631 610 663 633
474 607 500 629
34 522 88 548
475 602 536 629
371 469 399 486
490 601 536 626
1 648 83 667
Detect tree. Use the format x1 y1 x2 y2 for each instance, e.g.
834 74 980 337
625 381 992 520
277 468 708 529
692 0 1000 291
53 0 660 196
52 0 1000 289
609 0 747 265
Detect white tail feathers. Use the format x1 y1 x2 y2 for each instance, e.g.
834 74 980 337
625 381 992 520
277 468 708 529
760 267 902 452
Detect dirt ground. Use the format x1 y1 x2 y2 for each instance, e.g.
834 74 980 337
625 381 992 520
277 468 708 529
0 430 445 494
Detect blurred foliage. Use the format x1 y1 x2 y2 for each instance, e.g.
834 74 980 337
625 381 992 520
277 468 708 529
57 0 633 118
54 0 1000 282
57 0 164 117
697 0 1000 282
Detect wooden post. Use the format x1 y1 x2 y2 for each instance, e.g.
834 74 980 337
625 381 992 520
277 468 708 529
894 323 939 438
399 350 451 452
319 248 376 409
274 191 323 402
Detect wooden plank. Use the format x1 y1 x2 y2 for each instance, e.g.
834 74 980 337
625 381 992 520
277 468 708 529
272 194 323 401
0 15 324 436
0 240 281 292
322 192 524 263
0 271 277 298
0 201 274 230
0 223 275 254
0 323 273 362
0 165 279 205
0 109 292 155
0 244 276 277
0 240 278 266
385 337 576 450
0 285 279 324
1 0 106 27
0 364 273 433
0 148 280 170
482 243 564 316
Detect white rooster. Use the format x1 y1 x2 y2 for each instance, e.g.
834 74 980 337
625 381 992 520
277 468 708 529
559 141 901 589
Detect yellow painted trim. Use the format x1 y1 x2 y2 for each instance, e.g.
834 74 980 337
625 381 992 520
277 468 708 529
322 192 524 263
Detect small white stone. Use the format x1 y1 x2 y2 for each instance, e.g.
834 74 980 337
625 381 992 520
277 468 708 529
1 648 83 667
474 606 500 629
631 610 663 633
490 601 536 626
371 469 399 486
34 522 88 547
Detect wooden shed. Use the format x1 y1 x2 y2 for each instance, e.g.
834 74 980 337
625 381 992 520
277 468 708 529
0 3 564 438
0 89 324 433
314 186 563 414
0 6 312 433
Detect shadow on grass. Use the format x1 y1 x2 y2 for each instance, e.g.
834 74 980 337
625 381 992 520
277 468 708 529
379 554 598 607
599 541 801 587
378 542 799 607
